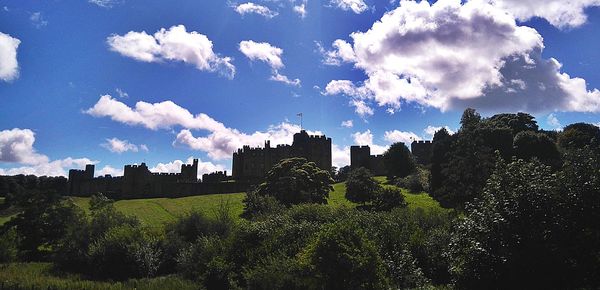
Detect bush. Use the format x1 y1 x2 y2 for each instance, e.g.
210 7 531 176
372 187 407 211
242 191 285 219
345 167 380 204
395 173 424 193
301 222 388 290
0 228 19 263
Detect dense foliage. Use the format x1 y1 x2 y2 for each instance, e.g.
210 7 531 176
382 142 417 178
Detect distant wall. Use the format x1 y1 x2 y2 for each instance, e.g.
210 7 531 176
411 141 433 165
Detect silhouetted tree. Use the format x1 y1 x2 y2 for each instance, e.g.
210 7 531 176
383 142 416 179
335 165 351 182
513 131 561 167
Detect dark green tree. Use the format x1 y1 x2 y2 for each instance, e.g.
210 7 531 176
253 158 333 206
558 122 600 150
335 165 351 182
372 187 407 211
345 167 380 204
382 142 417 179
513 131 561 167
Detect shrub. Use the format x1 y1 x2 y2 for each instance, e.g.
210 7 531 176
395 173 424 193
345 167 380 204
0 228 19 263
242 191 285 219
301 222 389 290
372 187 407 211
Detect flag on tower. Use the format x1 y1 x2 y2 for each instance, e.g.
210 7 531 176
297 113 302 117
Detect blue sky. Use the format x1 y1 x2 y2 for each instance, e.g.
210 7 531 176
1 0 599 177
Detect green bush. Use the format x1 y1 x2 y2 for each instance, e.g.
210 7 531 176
345 167 380 204
0 228 18 263
372 187 407 211
241 191 285 219
301 221 388 290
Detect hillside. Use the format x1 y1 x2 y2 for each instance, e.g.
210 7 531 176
0 178 443 228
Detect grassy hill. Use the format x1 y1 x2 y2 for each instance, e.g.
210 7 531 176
0 177 444 228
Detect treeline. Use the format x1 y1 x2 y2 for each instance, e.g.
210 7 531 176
0 175 67 206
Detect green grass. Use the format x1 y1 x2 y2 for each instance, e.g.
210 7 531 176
70 193 245 229
2 176 444 229
0 263 199 290
0 197 16 226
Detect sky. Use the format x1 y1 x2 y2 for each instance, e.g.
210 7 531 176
1 0 599 178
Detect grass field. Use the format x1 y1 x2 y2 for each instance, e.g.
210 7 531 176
0 263 198 290
0 177 443 228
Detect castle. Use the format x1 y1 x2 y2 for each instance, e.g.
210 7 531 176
67 159 247 198
232 130 332 181
350 140 433 175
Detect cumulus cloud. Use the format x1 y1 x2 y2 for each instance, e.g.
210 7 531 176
341 120 354 128
383 130 420 145
317 39 356 66
330 0 368 14
96 165 123 177
293 2 307 18
150 156 225 180
0 128 49 165
332 144 350 168
352 130 388 154
322 0 600 116
0 157 97 177
107 25 235 79
85 95 228 132
86 95 324 160
0 128 97 176
488 0 600 28
174 122 322 160
239 40 300 86
101 137 148 154
234 2 278 18
0 32 20 82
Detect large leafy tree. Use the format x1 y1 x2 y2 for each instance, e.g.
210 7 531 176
449 159 566 289
253 158 334 206
382 142 416 179
513 131 561 167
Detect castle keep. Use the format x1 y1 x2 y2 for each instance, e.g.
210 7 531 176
232 130 332 181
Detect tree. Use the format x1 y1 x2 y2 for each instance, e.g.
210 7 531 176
253 158 334 206
448 159 569 289
382 142 416 179
558 122 600 150
345 167 380 204
301 222 388 290
513 131 561 167
372 187 407 211
335 165 351 182
487 112 538 135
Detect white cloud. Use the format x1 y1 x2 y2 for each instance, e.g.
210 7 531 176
85 95 228 132
487 0 600 28
30 12 48 28
239 40 284 70
239 40 300 86
0 32 20 82
107 25 235 79
0 128 97 176
317 39 356 66
423 125 455 138
0 128 49 165
270 72 301 87
174 122 322 160
89 0 120 8
351 99 374 117
294 2 307 18
332 144 350 168
0 157 97 177
150 156 225 179
352 129 387 154
383 130 420 145
101 137 147 154
546 113 562 130
97 165 123 177
341 120 354 128
330 0 368 14
86 95 325 161
322 0 600 115
234 2 278 18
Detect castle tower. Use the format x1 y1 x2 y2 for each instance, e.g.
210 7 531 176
180 159 198 182
350 146 371 170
